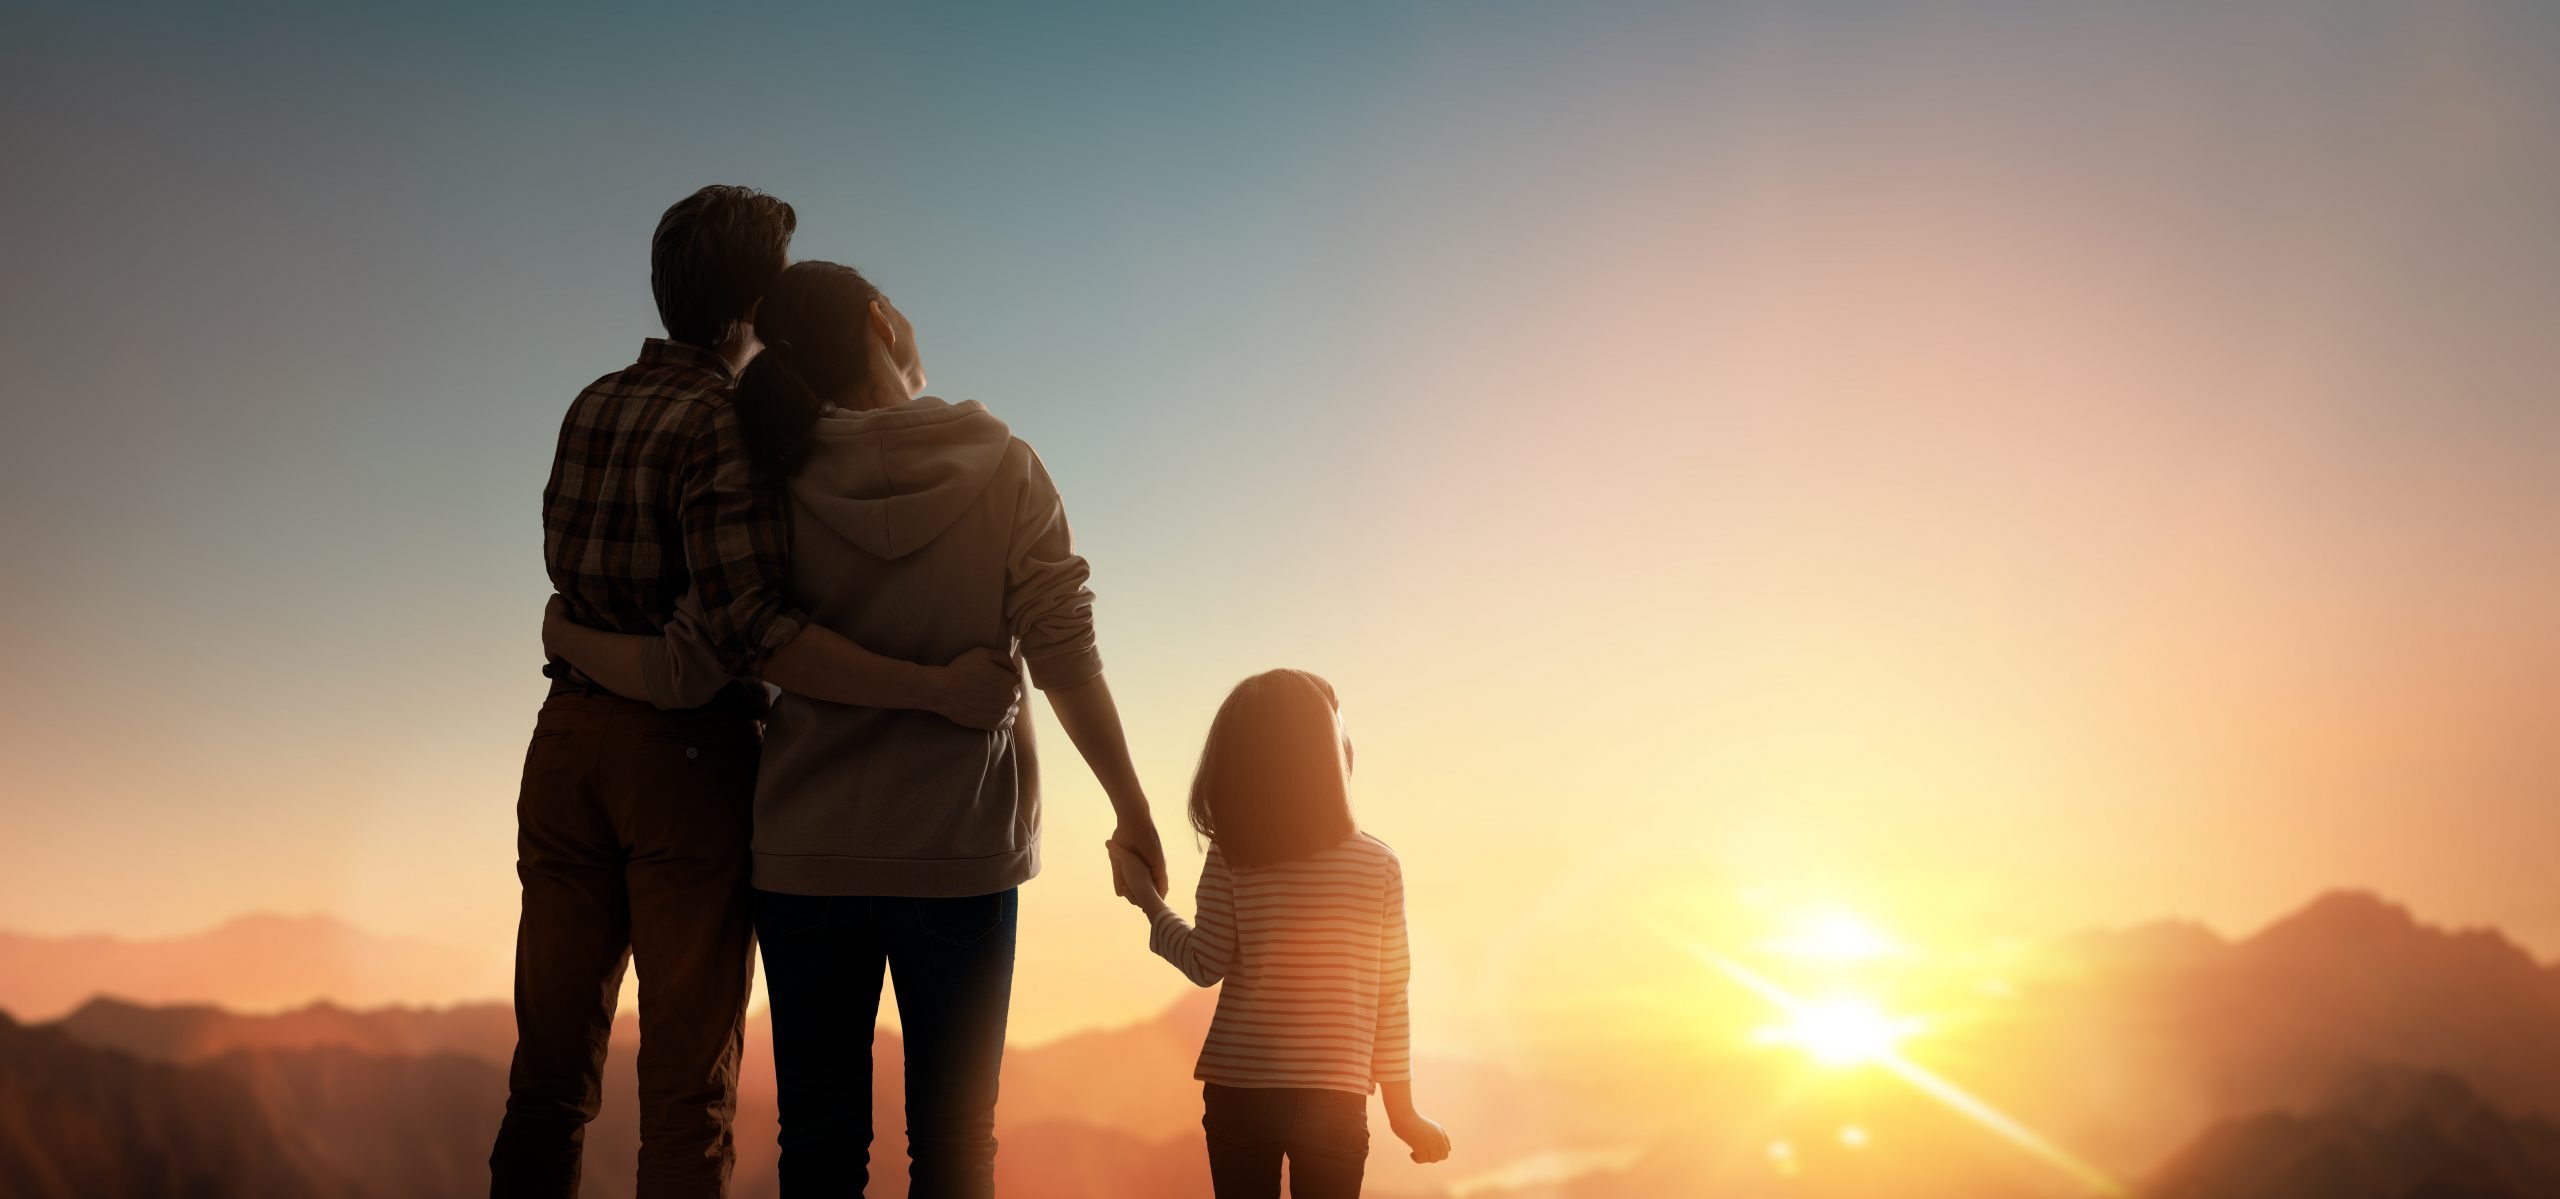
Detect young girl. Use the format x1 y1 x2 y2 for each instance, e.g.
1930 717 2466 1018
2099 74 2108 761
1107 669 1452 1198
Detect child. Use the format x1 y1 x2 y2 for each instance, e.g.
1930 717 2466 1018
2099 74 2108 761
1107 669 1451 1198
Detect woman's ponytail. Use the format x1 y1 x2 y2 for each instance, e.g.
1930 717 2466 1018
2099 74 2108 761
734 341 828 477
727 260 887 480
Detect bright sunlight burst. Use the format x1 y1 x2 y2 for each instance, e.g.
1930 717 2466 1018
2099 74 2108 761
1663 907 2132 1198
1754 994 1919 1067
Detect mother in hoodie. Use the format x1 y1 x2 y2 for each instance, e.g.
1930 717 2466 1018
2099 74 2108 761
541 259 1170 1198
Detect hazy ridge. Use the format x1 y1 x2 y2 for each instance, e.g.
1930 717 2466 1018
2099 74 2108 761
9 891 2560 1197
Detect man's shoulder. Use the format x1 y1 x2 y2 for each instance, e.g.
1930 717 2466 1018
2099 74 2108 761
563 362 735 439
579 359 734 408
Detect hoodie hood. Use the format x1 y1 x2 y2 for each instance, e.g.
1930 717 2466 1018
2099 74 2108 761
788 396 1014 559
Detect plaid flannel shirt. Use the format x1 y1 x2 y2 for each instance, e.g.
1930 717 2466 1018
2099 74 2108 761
541 338 806 706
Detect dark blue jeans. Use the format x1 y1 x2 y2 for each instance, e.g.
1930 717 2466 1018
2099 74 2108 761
1203 1083 1370 1199
755 888 1018 1199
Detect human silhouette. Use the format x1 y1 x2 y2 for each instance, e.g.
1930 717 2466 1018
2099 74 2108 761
495 186 1032 1199
544 258 1169 1198
1108 670 1451 1198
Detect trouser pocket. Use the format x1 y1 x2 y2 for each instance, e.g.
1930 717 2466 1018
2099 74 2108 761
917 889 1017 946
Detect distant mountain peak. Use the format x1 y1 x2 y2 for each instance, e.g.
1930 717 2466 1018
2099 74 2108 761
2239 890 2550 983
2240 889 2482 961
2259 890 2419 942
65 995 224 1022
2148 1067 2560 1199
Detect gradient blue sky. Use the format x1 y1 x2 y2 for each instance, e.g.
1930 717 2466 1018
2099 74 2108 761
4 1 2557 1042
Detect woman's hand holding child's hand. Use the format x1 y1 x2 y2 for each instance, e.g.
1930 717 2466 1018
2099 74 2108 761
1104 840 1166 914
1112 818 1170 896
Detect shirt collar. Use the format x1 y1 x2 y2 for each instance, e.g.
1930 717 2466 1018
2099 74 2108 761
637 338 735 380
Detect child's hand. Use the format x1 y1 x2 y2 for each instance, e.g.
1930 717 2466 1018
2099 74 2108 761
1389 1110 1452 1164
1112 817 1171 897
1104 840 1166 913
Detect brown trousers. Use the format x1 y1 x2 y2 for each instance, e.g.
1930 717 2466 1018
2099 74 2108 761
490 692 761 1199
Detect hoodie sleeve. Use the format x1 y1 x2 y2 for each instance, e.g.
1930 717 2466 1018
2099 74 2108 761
1004 443 1103 691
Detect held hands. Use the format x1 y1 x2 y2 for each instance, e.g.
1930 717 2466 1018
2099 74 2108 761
1104 833 1169 912
932 647 1023 731
1115 818 1170 898
1389 1109 1453 1165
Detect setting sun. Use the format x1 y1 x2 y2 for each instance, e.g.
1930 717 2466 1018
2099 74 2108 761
1755 995 1919 1067
1685 931 2131 1195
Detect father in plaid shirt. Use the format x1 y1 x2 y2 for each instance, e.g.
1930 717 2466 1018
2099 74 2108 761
491 186 1017 1199
539 331 804 711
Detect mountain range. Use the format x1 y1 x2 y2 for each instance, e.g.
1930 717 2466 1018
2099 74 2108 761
9 890 2560 1197
2148 1067 2560 1199
0 914 503 1021
1976 890 2560 1177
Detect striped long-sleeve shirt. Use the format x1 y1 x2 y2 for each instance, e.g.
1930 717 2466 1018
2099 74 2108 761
1146 832 1411 1095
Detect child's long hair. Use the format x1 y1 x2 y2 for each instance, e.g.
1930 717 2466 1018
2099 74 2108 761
1188 669 1358 870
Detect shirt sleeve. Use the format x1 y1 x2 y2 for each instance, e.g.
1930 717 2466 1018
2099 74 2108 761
1004 444 1103 691
1148 846 1236 988
675 400 808 674
637 591 742 710
1372 852 1413 1084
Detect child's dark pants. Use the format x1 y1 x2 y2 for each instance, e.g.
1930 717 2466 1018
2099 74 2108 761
1202 1083 1370 1199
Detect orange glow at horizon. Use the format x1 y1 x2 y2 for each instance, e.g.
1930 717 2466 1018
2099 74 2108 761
1686 927 2129 1197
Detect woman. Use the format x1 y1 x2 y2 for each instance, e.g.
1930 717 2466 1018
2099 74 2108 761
543 259 1166 1197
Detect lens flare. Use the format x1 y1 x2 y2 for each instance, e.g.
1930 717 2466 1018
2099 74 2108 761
1754 994 1917 1066
1685 941 2128 1197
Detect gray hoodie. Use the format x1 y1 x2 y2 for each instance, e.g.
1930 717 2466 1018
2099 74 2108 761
645 396 1100 897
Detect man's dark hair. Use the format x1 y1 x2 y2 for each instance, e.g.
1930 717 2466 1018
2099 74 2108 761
650 185 796 348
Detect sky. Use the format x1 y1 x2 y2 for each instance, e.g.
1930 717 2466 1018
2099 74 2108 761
2 1 2557 1049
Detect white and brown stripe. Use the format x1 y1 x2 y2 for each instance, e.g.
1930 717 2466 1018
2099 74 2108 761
1147 832 1411 1096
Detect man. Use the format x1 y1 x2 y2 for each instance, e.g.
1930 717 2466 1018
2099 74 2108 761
489 185 1020 1199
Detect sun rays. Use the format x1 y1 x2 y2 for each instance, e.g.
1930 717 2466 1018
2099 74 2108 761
1752 993 1922 1068
1675 916 2128 1197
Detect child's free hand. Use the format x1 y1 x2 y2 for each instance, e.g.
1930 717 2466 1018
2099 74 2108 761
1389 1109 1453 1164
1104 840 1166 914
